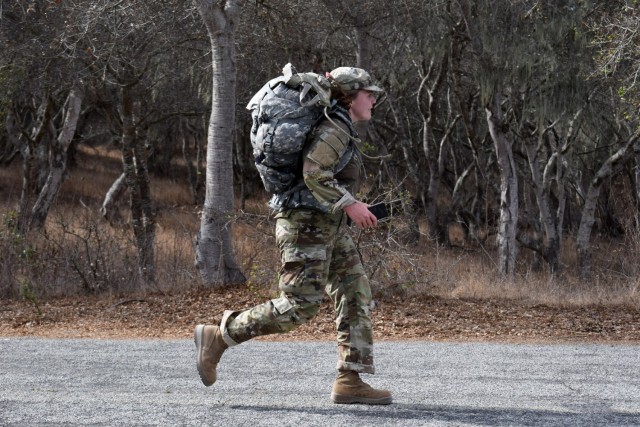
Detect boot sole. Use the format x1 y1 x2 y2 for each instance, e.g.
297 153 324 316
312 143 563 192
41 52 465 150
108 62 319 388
331 392 393 405
194 325 213 387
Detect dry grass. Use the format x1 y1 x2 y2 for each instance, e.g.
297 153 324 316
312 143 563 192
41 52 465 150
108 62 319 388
1 145 640 310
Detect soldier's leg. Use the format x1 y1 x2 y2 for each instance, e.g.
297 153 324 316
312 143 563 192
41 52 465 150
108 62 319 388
224 269 324 343
325 232 375 374
225 210 338 343
195 210 338 386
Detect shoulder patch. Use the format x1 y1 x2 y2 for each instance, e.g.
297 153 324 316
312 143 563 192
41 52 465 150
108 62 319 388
306 128 350 168
319 130 348 153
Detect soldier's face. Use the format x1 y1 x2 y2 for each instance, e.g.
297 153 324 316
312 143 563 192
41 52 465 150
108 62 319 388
349 90 377 122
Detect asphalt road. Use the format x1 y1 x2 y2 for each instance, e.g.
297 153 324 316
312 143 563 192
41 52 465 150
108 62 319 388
1 338 639 426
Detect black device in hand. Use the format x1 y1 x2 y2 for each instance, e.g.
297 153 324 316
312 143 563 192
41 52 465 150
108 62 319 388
368 202 389 220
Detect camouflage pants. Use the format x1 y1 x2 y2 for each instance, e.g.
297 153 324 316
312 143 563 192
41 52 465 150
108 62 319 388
226 208 375 374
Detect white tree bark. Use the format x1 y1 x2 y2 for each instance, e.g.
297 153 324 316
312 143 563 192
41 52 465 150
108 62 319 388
459 0 518 276
486 93 518 277
29 83 84 230
101 173 127 223
193 0 246 286
417 55 451 243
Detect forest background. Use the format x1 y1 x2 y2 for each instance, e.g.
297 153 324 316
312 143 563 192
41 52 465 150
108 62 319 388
1 1 640 338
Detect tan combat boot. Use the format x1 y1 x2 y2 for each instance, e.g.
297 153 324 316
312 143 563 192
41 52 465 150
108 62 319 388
194 311 239 386
331 371 393 405
194 324 227 386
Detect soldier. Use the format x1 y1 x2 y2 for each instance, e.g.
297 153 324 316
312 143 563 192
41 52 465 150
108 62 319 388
194 67 392 405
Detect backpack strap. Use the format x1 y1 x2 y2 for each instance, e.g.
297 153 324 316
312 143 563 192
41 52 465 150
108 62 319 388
322 106 361 145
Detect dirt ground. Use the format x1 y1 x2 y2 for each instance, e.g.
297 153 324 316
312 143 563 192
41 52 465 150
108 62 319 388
1 287 639 344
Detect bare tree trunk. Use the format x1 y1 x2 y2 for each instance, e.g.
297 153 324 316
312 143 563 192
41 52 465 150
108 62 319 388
120 86 156 284
552 107 585 251
554 150 568 252
30 83 84 230
486 93 518 277
522 128 559 272
576 130 640 278
354 23 371 70
101 173 127 222
456 0 506 244
453 77 488 229
193 0 246 286
418 55 450 243
197 117 205 202
17 95 53 234
131 99 156 282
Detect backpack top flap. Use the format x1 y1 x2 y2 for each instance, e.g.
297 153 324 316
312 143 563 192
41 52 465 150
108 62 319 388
246 63 332 112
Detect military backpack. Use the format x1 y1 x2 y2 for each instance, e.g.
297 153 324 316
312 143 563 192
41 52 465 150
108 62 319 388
246 63 333 195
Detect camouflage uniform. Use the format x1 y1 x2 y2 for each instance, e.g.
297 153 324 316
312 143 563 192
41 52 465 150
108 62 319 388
223 106 376 374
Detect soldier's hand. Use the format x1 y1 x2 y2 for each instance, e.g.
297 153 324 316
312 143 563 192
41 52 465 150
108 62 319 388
344 202 377 230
